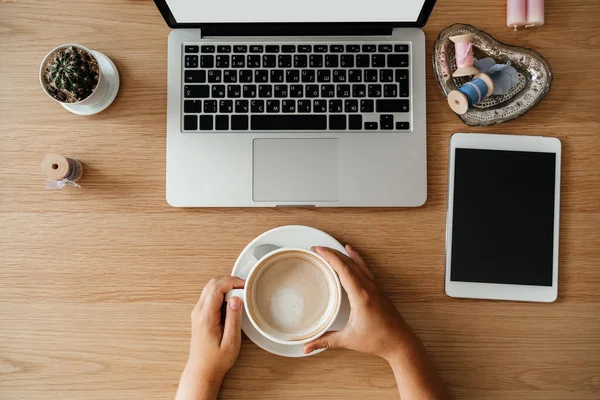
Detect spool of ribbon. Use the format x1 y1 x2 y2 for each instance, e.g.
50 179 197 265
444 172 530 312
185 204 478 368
41 153 84 189
447 73 495 115
450 33 479 77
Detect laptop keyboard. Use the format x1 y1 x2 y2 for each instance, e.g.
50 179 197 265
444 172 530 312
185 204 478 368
181 43 411 132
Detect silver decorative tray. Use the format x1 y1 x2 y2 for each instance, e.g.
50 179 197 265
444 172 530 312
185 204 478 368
433 23 553 126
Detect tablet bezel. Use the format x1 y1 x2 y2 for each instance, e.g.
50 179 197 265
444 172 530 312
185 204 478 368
445 133 561 302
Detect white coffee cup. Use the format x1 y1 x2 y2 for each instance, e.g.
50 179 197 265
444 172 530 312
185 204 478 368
226 247 341 346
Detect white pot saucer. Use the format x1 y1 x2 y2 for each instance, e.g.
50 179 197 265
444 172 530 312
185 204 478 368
231 225 351 357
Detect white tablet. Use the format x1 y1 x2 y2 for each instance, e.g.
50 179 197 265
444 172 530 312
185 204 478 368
445 133 561 302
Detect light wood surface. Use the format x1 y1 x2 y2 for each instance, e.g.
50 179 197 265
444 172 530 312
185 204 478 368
1 1 599 399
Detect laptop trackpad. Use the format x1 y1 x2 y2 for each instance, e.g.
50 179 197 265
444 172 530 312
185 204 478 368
253 139 339 202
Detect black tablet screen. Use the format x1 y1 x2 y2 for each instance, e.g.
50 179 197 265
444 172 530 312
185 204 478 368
450 148 556 287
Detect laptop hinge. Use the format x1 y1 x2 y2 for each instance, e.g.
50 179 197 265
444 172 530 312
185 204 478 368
201 25 394 37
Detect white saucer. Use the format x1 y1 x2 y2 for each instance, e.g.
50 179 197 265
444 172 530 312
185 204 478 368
231 225 351 358
61 51 120 115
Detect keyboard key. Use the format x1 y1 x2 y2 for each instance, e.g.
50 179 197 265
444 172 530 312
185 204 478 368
396 121 410 130
200 115 213 130
306 85 319 98
396 70 409 97
348 69 362 82
201 45 215 53
321 85 335 98
290 85 303 98
207 70 222 83
368 84 382 97
349 115 362 130
251 99 264 113
346 45 360 52
378 44 393 52
310 55 323 68
235 99 249 113
329 100 342 113
216 115 229 130
362 44 376 52
380 69 394 82
232 55 245 68
282 45 296 53
212 85 226 98
325 55 339 68
330 45 344 53
317 69 331 82
329 115 346 129
185 55 198 68
185 45 199 53
314 45 328 53
364 70 378 82
352 84 366 97
361 99 374 112
294 54 308 68
234 45 247 53
376 99 409 113
243 84 257 98
184 85 210 98
255 70 269 83
298 100 311 113
340 54 354 68
286 70 300 83
217 45 231 53
394 44 409 52
344 99 359 113
203 100 217 113
388 54 409 67
239 70 253 82
313 100 327 112
219 100 233 113
263 55 276 68
184 115 197 131
247 55 260 68
251 115 327 130
356 54 370 67
384 84 397 97
200 55 213 68
337 84 351 98
227 85 241 98
301 69 315 83
395 69 409 82
332 69 347 83
365 122 378 130
274 84 288 98
184 100 202 113
265 45 280 53
185 70 206 83
266 99 280 113
232 115 249 130
380 114 394 130
223 70 237 83
250 45 263 53
372 54 385 67
259 84 273 98
278 55 292 68
270 70 284 83
282 99 296 113
298 45 312 53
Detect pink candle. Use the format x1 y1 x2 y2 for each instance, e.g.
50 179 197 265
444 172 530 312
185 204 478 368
507 0 527 31
526 0 545 27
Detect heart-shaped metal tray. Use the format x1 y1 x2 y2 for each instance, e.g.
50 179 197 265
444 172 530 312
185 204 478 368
433 23 553 126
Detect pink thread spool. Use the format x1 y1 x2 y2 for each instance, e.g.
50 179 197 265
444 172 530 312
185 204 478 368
450 34 479 77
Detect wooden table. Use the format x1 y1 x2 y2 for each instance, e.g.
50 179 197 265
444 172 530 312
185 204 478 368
1 1 599 399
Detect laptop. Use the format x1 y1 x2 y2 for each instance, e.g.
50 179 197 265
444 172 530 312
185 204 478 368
154 0 436 207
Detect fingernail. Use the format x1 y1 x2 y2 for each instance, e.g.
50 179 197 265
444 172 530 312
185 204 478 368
229 297 241 310
346 244 353 251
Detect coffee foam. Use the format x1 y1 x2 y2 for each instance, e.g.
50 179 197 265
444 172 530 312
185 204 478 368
248 251 337 342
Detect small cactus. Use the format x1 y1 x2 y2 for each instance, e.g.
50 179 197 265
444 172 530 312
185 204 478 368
44 46 99 103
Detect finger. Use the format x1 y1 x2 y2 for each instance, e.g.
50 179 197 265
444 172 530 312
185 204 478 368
346 244 375 280
201 276 246 315
314 246 362 295
221 296 243 349
303 331 343 354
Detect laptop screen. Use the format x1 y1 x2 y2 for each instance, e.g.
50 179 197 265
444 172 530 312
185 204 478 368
164 0 428 24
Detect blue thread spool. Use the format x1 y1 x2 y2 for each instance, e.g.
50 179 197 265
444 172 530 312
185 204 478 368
447 73 495 115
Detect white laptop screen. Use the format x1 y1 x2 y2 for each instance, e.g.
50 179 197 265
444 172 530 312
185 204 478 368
164 0 428 24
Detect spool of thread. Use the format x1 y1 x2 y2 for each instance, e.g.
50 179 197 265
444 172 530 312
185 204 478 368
447 73 495 115
450 34 479 77
41 154 83 188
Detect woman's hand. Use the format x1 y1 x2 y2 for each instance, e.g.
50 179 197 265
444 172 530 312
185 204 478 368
176 276 245 400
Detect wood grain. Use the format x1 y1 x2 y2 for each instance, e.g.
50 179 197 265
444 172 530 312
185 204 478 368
1 0 599 399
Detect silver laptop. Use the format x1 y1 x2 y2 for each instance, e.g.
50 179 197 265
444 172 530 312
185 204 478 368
154 0 436 207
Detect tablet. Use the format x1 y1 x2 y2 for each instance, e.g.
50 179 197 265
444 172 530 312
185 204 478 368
445 133 561 302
